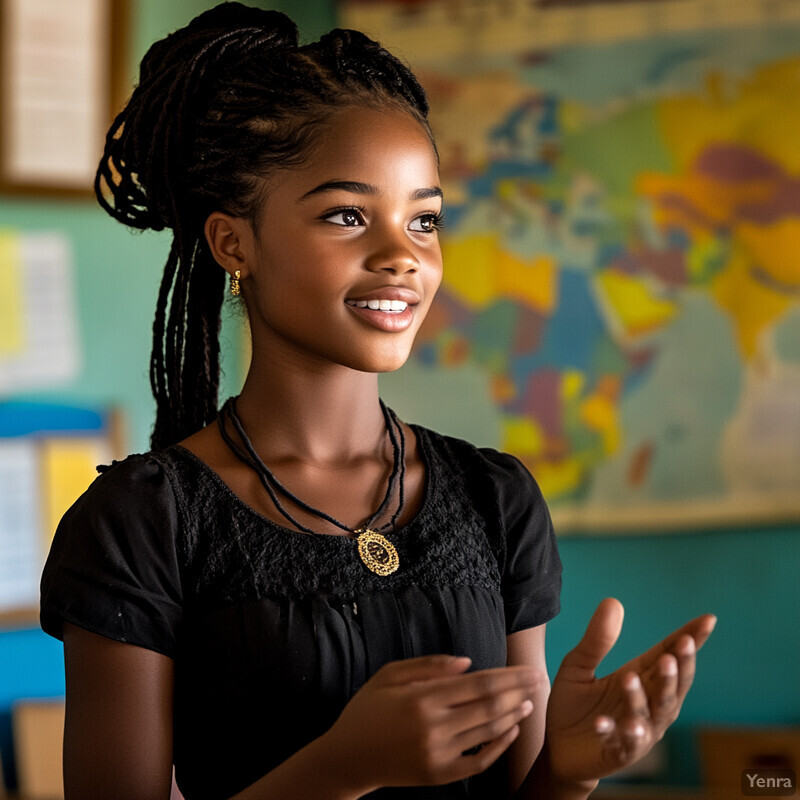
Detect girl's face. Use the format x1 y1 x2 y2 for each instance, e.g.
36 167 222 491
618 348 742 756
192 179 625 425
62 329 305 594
242 106 443 375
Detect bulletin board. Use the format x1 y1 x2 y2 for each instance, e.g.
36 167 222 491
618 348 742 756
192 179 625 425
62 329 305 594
0 227 124 624
0 402 121 625
348 0 800 532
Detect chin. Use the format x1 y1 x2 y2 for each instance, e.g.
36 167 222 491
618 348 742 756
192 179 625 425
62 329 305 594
352 347 414 375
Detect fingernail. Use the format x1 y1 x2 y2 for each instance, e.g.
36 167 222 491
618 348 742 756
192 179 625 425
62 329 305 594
662 657 678 676
680 636 696 655
595 717 614 734
627 674 642 690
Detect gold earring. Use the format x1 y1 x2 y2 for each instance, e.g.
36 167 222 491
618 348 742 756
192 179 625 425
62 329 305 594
230 269 241 297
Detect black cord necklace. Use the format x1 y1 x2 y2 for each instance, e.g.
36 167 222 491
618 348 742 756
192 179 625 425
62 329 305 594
217 397 404 576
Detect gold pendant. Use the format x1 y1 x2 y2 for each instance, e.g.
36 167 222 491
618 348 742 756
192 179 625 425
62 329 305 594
354 529 399 576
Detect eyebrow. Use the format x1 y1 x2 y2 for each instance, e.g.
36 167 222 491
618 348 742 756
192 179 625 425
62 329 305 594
299 180 443 202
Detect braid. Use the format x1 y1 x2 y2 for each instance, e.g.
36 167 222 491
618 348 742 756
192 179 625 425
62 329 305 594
95 3 434 450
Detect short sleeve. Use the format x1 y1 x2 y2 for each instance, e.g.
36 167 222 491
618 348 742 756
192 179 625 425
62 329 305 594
478 448 562 634
40 454 183 658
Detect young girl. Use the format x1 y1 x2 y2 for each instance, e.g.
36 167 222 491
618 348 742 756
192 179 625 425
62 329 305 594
40 5 715 799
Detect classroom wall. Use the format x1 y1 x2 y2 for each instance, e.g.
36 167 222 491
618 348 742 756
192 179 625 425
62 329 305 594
1 0 798 791
0 0 337 789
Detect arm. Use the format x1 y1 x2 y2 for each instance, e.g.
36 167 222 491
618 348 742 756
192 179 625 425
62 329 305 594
504 624 550 793
64 623 370 800
63 623 175 800
63 624 373 800
505 625 596 800
64 623 540 800
64 624 363 800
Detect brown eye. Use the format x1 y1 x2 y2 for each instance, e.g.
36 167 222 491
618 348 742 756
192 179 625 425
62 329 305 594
409 213 442 233
325 209 365 227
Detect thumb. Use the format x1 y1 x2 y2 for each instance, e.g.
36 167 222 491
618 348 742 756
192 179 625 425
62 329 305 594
372 655 472 686
560 597 624 680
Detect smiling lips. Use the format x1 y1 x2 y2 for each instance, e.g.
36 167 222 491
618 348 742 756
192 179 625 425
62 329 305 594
344 293 417 332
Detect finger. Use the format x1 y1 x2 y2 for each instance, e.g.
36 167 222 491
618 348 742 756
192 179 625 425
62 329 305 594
447 684 536 737
622 672 651 724
559 598 624 679
629 614 716 673
595 718 631 771
454 698 533 754
639 631 697 708
615 672 653 763
446 723 521 783
673 633 698 701
430 665 541 707
692 614 717 651
612 716 650 766
374 655 472 686
594 675 652 771
641 653 679 726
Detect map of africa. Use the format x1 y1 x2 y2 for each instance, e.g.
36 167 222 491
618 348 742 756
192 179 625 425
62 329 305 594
343 1 800 531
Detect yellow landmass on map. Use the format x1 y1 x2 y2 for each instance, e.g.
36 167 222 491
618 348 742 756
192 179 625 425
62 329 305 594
658 60 800 173
595 268 677 339
502 414 545 457
736 218 800 291
441 233 557 312
579 376 621 455
502 370 619 498
561 370 585 403
642 58 800 360
636 170 772 238
527 457 585 502
712 240 796 360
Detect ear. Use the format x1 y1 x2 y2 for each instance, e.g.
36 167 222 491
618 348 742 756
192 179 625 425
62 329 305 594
204 212 254 279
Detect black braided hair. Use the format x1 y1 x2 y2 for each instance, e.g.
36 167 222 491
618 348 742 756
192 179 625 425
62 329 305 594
95 3 434 451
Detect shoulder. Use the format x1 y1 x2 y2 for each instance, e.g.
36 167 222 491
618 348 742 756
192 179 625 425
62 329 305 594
41 449 188 654
413 424 544 509
61 450 182 526
413 425 562 630
45 448 194 575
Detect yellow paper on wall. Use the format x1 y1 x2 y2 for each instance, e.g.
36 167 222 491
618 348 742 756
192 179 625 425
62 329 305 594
40 438 109 543
0 230 26 356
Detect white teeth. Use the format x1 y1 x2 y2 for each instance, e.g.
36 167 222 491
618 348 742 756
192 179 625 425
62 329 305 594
348 299 408 312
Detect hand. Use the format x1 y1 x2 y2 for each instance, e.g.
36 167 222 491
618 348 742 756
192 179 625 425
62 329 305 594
544 598 716 786
322 655 544 794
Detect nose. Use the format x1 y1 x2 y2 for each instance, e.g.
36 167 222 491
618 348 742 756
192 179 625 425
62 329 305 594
364 229 419 274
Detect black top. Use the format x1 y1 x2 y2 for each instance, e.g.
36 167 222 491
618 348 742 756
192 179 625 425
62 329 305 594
41 425 562 800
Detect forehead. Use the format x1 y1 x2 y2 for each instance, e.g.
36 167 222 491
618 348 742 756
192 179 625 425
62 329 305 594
273 106 440 198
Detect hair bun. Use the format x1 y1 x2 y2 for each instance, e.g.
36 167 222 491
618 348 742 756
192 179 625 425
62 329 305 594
139 3 298 82
97 3 300 231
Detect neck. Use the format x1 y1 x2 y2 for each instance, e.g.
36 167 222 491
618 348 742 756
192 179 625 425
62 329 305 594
235 359 387 464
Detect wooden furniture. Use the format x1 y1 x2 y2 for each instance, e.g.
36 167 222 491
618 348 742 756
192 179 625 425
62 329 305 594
12 700 64 800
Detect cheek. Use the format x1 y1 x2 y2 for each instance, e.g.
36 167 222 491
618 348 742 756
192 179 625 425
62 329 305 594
425 250 444 296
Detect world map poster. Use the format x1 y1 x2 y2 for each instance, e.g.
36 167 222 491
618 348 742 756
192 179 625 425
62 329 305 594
341 0 800 533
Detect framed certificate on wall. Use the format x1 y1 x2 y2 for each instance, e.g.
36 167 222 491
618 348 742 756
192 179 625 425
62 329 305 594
0 0 128 196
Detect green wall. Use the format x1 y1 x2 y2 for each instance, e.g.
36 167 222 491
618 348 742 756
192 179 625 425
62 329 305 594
0 0 337 452
1 0 798 792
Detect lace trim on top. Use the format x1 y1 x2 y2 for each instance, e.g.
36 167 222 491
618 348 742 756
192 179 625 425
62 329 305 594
151 426 505 615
